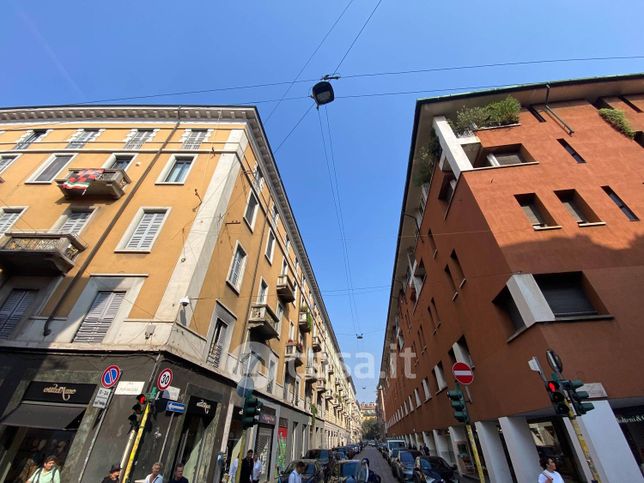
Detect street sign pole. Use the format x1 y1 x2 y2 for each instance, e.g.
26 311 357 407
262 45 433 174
465 421 485 483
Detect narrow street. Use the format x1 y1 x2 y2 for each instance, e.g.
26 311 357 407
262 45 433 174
354 446 399 483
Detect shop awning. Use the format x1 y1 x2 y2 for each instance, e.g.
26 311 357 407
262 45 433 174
0 402 85 430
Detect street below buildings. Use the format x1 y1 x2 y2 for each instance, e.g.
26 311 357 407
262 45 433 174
354 447 398 483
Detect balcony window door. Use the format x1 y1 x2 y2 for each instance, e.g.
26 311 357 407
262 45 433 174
0 289 37 339
206 318 228 368
58 209 93 235
0 208 24 234
109 154 134 171
33 154 73 183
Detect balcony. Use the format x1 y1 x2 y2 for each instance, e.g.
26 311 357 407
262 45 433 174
314 380 326 392
298 310 312 333
323 390 333 400
248 304 280 340
56 168 130 200
285 342 304 367
276 274 296 303
312 335 322 352
328 365 334 375
305 365 318 382
0 232 86 275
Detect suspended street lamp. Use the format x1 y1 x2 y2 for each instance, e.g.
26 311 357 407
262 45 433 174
311 74 340 107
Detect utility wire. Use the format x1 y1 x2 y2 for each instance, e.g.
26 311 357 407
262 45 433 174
265 0 358 122
274 102 315 153
332 0 384 73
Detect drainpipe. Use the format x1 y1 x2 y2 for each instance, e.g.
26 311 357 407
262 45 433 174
544 84 575 135
43 108 184 336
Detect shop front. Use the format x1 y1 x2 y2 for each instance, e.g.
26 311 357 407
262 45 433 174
0 381 95 482
615 405 644 473
254 405 276 482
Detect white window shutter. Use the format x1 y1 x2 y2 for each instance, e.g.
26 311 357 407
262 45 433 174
0 210 21 234
127 211 166 250
0 290 36 339
74 291 125 343
59 211 90 234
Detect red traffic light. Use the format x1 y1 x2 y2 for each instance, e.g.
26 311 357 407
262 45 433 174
547 381 558 393
136 393 147 405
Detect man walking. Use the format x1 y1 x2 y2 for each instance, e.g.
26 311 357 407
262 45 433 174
239 450 254 483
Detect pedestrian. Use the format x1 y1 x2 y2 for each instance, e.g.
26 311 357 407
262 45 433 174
288 461 306 483
239 450 254 483
228 457 239 483
101 464 122 482
144 462 164 483
538 457 564 483
26 455 61 483
252 456 263 483
168 463 188 483
422 445 429 456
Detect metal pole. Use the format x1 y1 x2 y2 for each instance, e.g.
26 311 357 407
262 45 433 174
122 401 153 483
158 412 175 464
77 390 114 482
465 424 485 482
120 430 137 473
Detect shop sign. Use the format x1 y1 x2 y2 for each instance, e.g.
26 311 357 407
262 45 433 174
115 381 146 395
617 414 644 424
188 397 215 416
259 406 276 425
24 381 95 405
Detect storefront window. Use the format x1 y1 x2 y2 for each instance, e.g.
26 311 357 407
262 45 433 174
174 397 217 482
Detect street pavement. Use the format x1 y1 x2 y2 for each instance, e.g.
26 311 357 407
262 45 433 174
354 446 397 483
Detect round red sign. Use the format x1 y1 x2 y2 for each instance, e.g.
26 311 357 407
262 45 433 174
156 368 173 391
452 362 474 385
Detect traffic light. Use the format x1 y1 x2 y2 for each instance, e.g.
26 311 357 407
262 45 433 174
128 393 146 429
565 379 594 416
545 380 569 416
447 386 469 424
241 395 263 429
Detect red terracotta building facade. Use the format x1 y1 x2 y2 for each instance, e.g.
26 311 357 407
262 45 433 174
379 75 644 483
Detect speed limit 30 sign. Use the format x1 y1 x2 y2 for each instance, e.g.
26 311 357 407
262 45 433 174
156 368 174 391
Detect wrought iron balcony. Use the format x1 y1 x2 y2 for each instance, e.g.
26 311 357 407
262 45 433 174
276 274 296 303
248 303 280 340
285 342 304 367
0 232 86 275
312 335 322 352
56 168 130 200
298 310 312 333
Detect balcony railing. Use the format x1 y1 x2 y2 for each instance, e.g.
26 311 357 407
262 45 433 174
0 232 86 275
285 342 304 367
56 168 130 200
298 310 312 333
248 303 280 340
312 335 322 352
305 365 318 381
314 380 326 392
276 274 296 303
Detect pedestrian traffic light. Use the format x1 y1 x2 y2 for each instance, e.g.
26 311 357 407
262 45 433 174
565 379 594 416
447 386 469 424
545 380 569 416
241 395 263 429
128 394 146 429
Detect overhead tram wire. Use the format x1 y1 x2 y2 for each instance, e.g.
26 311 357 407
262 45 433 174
273 102 315 153
264 0 358 122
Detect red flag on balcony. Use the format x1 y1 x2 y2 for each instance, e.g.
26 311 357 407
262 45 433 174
62 168 104 193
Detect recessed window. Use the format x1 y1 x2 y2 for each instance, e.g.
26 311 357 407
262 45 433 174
450 250 466 287
0 208 24 234
58 209 93 234
162 155 194 183
67 129 99 149
123 209 168 251
108 154 134 171
73 291 125 343
0 155 18 174
0 289 37 339
444 265 457 299
476 145 533 168
555 190 601 225
271 204 279 225
602 186 639 221
32 154 74 183
422 378 431 400
414 388 421 407
495 288 524 332
227 244 248 290
534 272 598 318
438 171 456 202
243 193 259 229
515 193 557 228
182 129 208 150
528 106 546 122
428 298 440 329
253 165 264 191
265 230 276 262
433 362 447 391
124 129 154 150
15 129 46 150
257 279 269 304
427 229 437 255
557 139 586 164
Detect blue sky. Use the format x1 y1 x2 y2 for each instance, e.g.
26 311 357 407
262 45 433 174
2 0 643 402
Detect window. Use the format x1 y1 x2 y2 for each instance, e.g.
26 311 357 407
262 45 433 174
286 235 291 255
162 155 193 183
433 362 447 391
494 288 524 332
206 318 229 368
515 193 556 228
32 154 73 182
74 291 125 343
557 139 586 164
67 129 99 149
281 259 288 276
422 378 431 401
276 301 285 322
257 279 269 304
267 359 277 393
0 155 18 174
528 106 546 122
453 336 474 367
58 209 93 234
476 145 533 168
444 265 457 298
438 171 456 202
289 320 295 340
271 204 279 225
555 190 601 225
227 244 247 290
0 208 24 234
244 193 259 228
450 250 466 287
0 289 36 339
602 186 639 221
253 165 264 191
15 129 46 150
535 272 597 318
484 151 525 167
427 229 437 255
124 129 154 149
414 388 421 407
428 298 440 330
182 129 207 150
108 154 134 171
265 230 276 262
123 209 168 251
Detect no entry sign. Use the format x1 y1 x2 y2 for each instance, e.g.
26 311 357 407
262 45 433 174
452 362 474 385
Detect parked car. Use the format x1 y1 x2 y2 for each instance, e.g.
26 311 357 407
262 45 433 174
392 450 421 481
388 448 402 466
413 456 457 483
335 450 349 461
278 460 325 483
304 449 333 479
386 439 407 462
328 460 360 483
